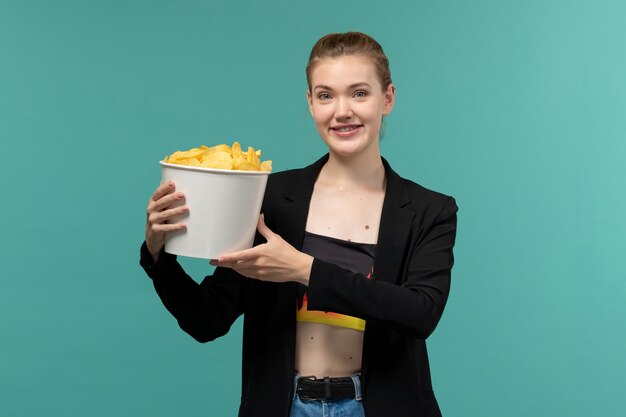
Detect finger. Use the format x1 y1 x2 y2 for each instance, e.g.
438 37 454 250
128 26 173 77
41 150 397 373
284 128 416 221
151 222 186 234
214 259 239 269
152 181 176 202
218 246 262 264
212 257 243 270
256 213 274 240
152 191 186 213
152 205 189 224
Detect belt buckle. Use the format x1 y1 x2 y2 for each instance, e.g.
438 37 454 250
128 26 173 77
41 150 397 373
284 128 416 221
296 375 320 401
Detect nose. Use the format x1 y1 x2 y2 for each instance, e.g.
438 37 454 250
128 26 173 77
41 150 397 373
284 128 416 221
334 97 353 120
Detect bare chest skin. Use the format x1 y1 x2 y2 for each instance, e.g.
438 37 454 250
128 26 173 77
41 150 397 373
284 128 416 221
305 184 384 244
295 181 385 377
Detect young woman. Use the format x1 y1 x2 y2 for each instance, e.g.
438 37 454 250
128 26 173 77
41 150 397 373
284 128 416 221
141 32 458 417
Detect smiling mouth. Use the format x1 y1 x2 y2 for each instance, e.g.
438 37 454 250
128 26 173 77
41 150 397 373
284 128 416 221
331 125 362 132
329 124 363 138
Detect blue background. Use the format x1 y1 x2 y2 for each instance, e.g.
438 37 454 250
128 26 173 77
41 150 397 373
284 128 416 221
1 0 624 415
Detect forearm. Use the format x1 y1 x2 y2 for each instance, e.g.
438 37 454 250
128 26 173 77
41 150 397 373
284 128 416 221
306 258 449 339
139 242 244 342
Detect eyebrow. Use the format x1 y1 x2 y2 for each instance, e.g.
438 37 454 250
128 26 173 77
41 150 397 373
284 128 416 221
313 82 371 92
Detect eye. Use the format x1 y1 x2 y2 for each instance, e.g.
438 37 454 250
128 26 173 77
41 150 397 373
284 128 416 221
354 90 368 98
318 92 332 100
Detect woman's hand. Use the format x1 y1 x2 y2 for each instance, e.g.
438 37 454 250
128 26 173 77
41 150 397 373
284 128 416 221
145 181 189 262
213 215 313 286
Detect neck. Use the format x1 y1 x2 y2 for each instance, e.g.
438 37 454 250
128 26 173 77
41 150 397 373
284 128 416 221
319 147 386 191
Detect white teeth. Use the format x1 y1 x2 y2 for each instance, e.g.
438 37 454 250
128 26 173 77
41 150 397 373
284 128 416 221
336 127 355 132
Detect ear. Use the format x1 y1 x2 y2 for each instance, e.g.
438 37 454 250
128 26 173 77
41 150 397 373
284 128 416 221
382 83 396 116
306 89 314 117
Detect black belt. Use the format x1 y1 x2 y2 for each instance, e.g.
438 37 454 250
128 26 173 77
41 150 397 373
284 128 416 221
296 376 357 401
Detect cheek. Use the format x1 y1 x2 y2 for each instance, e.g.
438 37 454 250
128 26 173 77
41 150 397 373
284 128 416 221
359 105 382 125
312 107 332 125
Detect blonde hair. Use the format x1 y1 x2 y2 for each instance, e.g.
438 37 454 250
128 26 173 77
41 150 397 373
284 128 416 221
306 32 392 92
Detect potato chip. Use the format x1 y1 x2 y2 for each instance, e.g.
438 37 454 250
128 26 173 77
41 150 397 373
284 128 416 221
201 150 234 170
163 141 272 172
235 161 258 171
232 142 243 159
171 147 206 161
247 147 260 167
204 144 231 155
181 157 202 167
260 161 272 172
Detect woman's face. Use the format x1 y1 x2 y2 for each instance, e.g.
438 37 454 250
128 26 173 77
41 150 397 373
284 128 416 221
307 55 395 159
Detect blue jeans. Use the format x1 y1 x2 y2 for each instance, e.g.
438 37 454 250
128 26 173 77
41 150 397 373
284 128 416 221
289 374 365 417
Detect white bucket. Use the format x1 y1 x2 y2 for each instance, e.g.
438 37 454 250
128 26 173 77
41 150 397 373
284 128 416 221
160 161 270 259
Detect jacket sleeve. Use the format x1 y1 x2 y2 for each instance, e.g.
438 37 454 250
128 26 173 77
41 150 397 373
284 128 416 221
305 196 458 339
140 242 245 343
138 173 284 343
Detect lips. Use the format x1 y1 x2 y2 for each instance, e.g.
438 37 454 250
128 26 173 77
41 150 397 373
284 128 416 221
330 124 363 138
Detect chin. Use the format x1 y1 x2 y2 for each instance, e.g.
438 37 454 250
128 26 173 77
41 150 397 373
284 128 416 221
328 142 376 159
327 138 378 158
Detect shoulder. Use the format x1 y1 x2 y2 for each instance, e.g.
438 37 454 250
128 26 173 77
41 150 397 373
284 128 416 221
266 165 305 188
259 157 326 217
404 177 456 208
263 165 308 202
263 155 328 201
385 159 458 221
